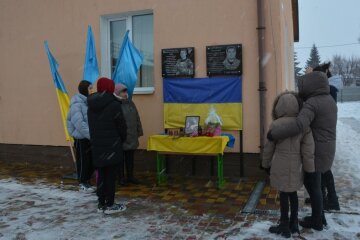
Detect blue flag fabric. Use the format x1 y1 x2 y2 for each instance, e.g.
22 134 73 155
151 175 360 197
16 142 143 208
112 31 143 99
163 77 242 103
83 25 99 84
44 41 68 94
221 133 236 148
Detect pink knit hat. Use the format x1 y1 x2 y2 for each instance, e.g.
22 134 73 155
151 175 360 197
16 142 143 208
114 83 127 96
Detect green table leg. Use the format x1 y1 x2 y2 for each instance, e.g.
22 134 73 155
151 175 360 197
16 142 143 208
217 154 225 189
156 152 161 185
161 154 167 183
156 153 167 185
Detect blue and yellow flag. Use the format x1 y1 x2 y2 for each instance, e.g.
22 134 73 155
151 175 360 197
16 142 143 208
44 41 72 141
163 77 242 130
112 30 143 99
83 25 99 83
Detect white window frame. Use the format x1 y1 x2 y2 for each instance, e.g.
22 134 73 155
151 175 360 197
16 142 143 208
100 10 154 95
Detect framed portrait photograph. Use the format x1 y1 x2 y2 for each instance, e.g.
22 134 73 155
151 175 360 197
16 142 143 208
184 116 200 136
162 47 195 78
206 44 242 76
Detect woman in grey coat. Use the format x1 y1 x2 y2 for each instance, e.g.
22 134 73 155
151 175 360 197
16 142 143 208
114 83 143 185
267 71 337 231
66 80 94 191
312 63 340 212
262 92 315 238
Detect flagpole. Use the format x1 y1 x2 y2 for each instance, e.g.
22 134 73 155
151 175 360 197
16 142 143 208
62 141 78 180
68 141 77 170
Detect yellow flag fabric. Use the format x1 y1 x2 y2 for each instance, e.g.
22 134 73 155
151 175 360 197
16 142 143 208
164 103 242 130
147 135 229 155
56 89 72 141
44 41 72 142
163 76 242 130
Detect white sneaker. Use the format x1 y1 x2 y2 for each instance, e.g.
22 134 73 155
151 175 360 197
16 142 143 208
104 203 126 214
79 183 96 192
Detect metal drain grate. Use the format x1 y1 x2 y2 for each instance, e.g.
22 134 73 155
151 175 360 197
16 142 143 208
241 181 266 214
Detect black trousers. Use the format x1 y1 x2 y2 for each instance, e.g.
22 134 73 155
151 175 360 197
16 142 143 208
74 138 93 184
304 171 323 221
97 165 119 206
279 191 298 221
119 150 135 180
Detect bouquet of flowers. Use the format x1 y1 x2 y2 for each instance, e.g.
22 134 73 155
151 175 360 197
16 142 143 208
204 106 222 137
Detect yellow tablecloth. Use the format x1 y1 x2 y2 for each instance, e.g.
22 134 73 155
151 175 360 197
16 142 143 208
147 135 229 155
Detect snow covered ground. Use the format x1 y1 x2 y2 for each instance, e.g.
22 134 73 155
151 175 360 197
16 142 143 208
1 102 360 240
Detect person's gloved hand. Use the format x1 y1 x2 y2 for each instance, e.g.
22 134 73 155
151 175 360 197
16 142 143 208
259 164 271 176
267 131 274 141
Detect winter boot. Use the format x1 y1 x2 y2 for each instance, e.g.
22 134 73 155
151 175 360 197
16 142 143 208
289 217 299 234
269 220 291 238
303 171 324 229
325 200 340 211
322 213 328 226
299 215 323 231
288 191 299 234
303 212 327 227
321 176 328 206
323 170 340 211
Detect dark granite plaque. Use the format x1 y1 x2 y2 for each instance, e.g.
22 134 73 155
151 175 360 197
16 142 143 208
162 47 195 78
206 44 242 76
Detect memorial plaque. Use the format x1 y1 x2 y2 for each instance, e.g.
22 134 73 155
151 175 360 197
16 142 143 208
162 47 195 78
206 44 242 76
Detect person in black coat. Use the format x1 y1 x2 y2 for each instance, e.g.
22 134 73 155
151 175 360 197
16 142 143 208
329 85 338 103
87 77 127 214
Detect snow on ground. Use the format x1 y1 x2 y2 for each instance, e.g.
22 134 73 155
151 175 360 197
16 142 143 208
1 102 360 240
0 179 213 240
0 180 147 240
333 101 360 213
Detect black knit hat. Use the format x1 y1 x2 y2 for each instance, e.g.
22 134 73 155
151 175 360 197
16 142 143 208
78 80 92 96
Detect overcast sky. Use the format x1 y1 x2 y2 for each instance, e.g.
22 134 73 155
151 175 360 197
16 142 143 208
295 0 360 70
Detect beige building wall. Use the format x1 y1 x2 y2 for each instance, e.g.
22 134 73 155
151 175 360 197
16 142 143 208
0 0 296 153
262 0 296 133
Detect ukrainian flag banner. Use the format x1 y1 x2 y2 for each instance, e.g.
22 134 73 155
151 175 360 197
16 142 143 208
163 77 242 130
83 25 99 83
113 30 143 99
44 41 72 141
